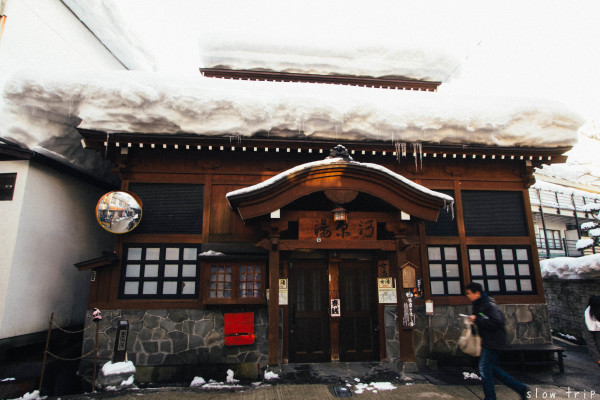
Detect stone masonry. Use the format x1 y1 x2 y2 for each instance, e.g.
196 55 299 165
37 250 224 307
80 308 268 381
543 278 600 340
386 303 552 366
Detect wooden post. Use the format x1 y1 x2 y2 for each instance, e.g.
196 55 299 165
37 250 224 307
268 233 280 365
38 312 53 393
92 320 99 391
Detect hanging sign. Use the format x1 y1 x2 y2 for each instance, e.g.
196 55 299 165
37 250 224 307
279 278 288 305
330 299 341 317
401 262 417 288
402 290 416 329
299 218 377 241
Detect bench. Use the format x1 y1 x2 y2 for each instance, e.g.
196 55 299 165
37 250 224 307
499 344 565 373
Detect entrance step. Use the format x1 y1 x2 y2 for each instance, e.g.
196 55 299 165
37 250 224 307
279 362 421 385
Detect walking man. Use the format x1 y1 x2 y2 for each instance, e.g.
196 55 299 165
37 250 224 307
465 282 529 400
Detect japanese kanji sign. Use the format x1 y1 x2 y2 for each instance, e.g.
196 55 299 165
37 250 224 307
299 218 377 240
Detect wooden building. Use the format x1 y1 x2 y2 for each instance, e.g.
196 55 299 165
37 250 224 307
74 72 575 380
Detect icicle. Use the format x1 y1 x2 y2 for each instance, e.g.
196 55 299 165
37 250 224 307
104 132 110 159
411 143 423 170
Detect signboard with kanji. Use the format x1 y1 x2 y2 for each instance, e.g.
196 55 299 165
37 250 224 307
330 299 341 317
299 218 377 240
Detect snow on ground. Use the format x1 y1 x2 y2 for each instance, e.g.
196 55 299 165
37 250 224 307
351 381 397 394
541 254 600 279
0 69 583 179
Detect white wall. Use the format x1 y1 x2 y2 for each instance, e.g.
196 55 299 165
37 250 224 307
0 161 28 335
0 162 113 339
0 0 125 93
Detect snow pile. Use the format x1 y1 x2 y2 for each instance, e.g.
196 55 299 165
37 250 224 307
189 370 242 389
190 376 206 387
9 391 45 400
352 381 396 394
264 370 279 380
541 254 600 279
198 250 226 257
101 360 136 376
463 372 482 380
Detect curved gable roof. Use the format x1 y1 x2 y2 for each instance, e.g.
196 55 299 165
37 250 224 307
226 157 453 222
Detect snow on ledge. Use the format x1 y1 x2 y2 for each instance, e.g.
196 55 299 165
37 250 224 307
541 254 600 279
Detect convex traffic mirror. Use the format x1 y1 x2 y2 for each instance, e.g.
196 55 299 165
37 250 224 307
96 191 142 234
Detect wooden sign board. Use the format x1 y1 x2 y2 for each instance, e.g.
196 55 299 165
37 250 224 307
299 218 377 240
401 262 417 288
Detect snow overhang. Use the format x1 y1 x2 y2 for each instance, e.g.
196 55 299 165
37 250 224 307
226 154 454 222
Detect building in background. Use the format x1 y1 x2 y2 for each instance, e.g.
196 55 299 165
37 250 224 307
0 0 122 360
529 179 600 259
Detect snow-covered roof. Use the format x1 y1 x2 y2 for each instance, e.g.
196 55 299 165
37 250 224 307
226 157 454 204
0 69 583 178
541 254 600 279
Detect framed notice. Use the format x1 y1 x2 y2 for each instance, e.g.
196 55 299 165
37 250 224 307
378 288 397 304
378 277 393 289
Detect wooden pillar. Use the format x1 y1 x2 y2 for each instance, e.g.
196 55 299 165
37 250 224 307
395 229 416 363
329 257 340 362
268 233 280 365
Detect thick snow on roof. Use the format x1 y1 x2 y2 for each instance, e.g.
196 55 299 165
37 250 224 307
200 42 457 82
1 69 582 150
531 180 600 202
541 254 600 279
535 121 600 189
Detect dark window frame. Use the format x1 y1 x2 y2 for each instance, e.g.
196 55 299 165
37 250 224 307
0 173 17 201
427 245 463 296
119 244 201 299
468 245 535 295
462 190 528 237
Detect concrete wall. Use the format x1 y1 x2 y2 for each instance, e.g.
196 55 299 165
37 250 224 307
0 161 113 339
543 278 600 339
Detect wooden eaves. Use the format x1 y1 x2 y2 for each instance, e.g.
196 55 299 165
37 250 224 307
199 67 441 92
78 129 571 169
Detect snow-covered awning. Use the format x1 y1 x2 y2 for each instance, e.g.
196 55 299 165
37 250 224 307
541 254 600 279
226 148 454 221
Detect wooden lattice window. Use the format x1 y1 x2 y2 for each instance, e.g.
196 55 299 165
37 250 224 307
203 262 266 304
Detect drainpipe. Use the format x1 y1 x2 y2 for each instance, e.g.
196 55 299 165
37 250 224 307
571 194 582 239
537 189 551 259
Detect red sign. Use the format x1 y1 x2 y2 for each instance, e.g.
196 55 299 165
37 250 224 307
224 312 255 346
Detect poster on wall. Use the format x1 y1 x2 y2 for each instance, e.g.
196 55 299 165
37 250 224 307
279 279 288 305
377 277 397 303
402 290 416 329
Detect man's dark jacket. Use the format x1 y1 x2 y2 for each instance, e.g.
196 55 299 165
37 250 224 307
471 293 506 350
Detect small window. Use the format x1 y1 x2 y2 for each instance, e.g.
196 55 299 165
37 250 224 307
0 173 16 201
539 229 562 250
468 246 534 295
120 245 200 299
203 262 266 304
427 246 462 296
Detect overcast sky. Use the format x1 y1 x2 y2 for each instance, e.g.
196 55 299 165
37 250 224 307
110 0 600 121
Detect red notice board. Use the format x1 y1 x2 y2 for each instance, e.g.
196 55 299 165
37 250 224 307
224 312 255 346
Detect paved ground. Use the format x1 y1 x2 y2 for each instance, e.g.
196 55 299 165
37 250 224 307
8 337 600 399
